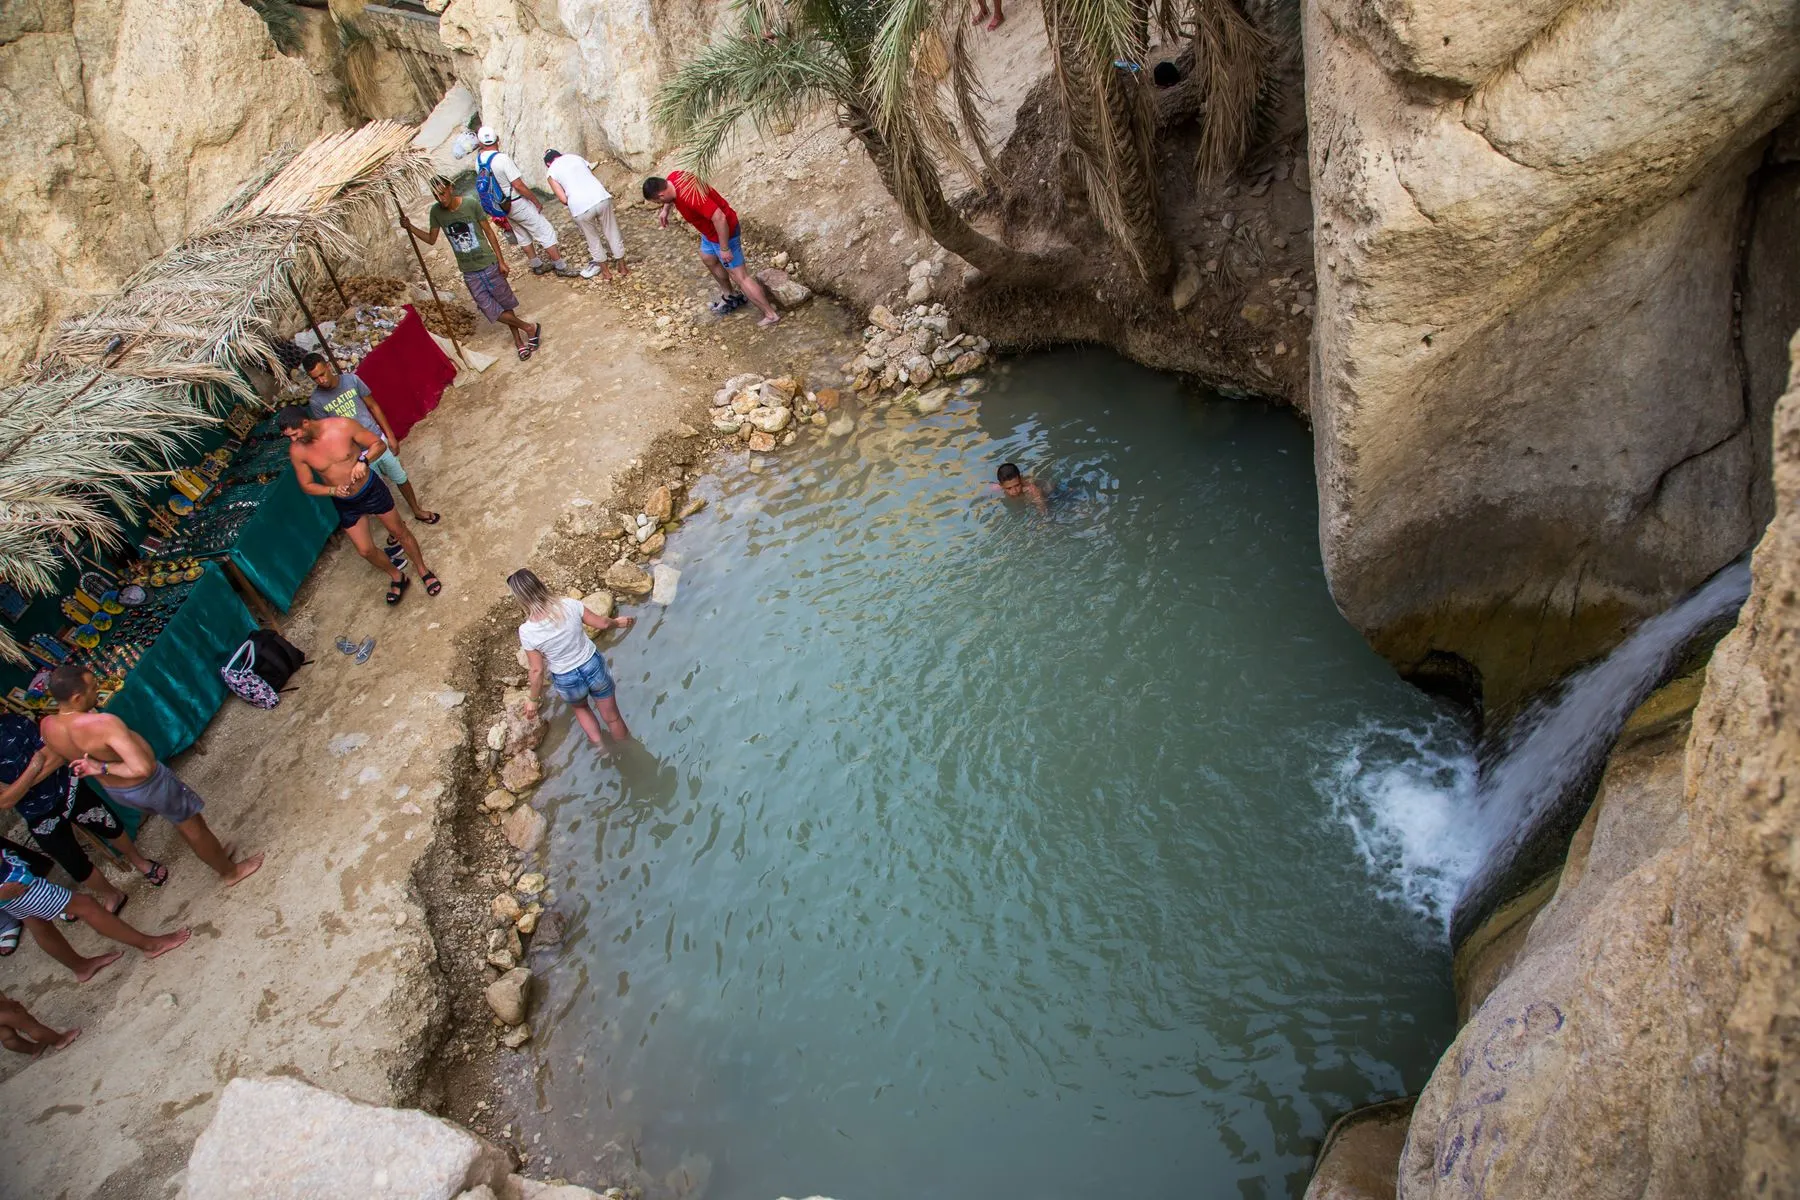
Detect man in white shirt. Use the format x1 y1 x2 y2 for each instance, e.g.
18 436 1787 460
543 149 631 281
475 126 578 278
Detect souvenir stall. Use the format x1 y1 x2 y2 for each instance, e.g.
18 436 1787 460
0 121 434 762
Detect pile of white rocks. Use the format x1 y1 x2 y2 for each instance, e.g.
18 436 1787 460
847 303 990 395
709 373 845 452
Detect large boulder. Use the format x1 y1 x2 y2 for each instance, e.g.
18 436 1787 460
185 1077 510 1200
1305 0 1800 713
1395 333 1800 1198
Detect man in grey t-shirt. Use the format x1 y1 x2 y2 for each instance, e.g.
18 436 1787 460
303 353 439 525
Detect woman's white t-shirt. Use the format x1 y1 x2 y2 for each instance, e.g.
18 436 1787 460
545 156 612 219
518 598 598 674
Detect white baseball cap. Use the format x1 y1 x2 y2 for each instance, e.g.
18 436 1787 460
476 125 499 146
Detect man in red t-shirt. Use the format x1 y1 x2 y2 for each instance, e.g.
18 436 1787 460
642 172 781 327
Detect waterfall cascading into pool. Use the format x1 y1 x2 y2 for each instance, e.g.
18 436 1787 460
513 351 1460 1199
1327 558 1753 941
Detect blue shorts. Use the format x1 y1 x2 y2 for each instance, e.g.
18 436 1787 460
551 653 615 703
699 231 745 270
332 474 396 530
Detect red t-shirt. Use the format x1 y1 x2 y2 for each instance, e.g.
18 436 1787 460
667 170 739 241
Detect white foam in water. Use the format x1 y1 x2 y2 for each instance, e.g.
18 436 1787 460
1324 557 1753 936
1321 721 1481 931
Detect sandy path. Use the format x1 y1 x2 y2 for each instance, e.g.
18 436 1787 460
0 209 834 1198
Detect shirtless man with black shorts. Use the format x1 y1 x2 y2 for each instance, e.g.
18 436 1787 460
279 406 441 604
40 666 263 887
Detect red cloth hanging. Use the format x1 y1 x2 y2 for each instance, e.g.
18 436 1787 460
355 305 455 443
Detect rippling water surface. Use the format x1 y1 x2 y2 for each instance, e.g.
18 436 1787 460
525 350 1458 1199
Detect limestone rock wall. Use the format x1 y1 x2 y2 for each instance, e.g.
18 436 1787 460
1395 331 1800 1199
1306 0 1800 713
0 0 342 373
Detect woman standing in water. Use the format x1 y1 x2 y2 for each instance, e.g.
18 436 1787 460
510 569 635 749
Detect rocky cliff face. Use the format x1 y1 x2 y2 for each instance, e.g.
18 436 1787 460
1395 331 1800 1199
0 0 342 373
1306 0 1800 715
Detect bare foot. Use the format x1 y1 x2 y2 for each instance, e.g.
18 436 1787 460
758 313 782 327
144 928 191 959
74 950 123 983
617 263 631 278
972 2 988 23
223 852 266 887
51 1027 81 1051
986 10 1004 29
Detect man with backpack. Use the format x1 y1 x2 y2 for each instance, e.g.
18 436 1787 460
473 126 577 278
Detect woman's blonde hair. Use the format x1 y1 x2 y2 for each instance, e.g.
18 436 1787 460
506 568 562 623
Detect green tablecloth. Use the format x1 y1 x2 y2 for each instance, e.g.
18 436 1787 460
103 562 256 761
227 467 337 612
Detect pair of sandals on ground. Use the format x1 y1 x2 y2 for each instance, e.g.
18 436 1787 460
0 859 167 956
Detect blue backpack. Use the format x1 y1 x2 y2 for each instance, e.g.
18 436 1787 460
475 151 513 219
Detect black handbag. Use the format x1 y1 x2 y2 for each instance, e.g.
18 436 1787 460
244 629 308 691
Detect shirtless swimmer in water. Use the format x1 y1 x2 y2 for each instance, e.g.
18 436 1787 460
995 462 1049 516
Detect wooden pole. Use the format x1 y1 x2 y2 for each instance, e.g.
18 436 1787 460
320 253 351 309
286 267 341 374
390 186 469 369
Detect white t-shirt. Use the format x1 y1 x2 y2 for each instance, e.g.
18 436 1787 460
518 597 598 675
479 150 527 201
546 156 612 217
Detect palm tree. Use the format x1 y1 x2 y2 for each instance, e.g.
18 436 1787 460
1041 0 1271 279
654 0 1060 283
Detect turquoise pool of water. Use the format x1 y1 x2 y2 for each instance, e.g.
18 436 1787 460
521 350 1456 1199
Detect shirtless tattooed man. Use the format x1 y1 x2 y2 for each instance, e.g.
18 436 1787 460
279 406 441 604
40 666 263 887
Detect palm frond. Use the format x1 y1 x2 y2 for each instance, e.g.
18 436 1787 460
654 22 854 178
1043 0 1169 279
1189 0 1272 182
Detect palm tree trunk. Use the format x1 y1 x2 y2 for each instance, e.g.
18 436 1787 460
844 114 1062 286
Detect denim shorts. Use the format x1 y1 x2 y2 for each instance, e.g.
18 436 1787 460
551 653 615 703
371 451 408 486
699 231 745 270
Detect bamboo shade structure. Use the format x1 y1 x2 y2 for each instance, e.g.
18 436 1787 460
0 120 432 664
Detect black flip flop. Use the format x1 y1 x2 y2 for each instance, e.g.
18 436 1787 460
386 576 410 605
421 571 443 597
141 859 168 887
413 512 441 525
105 893 128 917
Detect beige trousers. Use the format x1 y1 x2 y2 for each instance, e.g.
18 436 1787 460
573 199 626 262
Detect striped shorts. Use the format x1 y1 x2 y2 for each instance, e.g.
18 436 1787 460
3 878 72 921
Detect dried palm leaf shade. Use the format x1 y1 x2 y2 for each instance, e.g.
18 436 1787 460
0 120 431 665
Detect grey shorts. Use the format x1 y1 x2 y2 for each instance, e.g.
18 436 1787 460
102 763 204 823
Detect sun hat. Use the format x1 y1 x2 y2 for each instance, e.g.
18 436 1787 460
476 125 499 146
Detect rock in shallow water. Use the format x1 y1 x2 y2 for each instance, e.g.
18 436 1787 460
501 804 546 853
606 559 654 595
